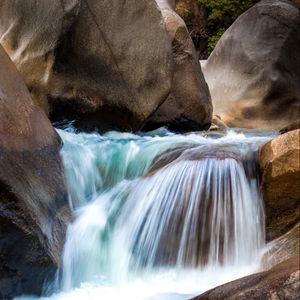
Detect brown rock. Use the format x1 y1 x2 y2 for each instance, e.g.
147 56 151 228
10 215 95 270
148 144 241 176
147 144 198 176
259 130 300 240
191 256 300 300
280 119 300 134
209 115 229 131
175 0 209 59
292 0 300 8
0 45 70 298
202 0 300 129
145 0 212 132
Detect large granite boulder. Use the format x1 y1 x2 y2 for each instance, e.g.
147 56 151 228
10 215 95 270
0 45 70 298
145 0 212 132
48 0 175 131
202 0 300 129
0 0 81 113
0 0 212 132
0 0 173 131
192 256 300 300
259 130 300 241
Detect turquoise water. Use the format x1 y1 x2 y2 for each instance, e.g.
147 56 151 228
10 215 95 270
17 127 276 300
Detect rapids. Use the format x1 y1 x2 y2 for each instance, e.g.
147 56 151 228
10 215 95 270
16 127 277 300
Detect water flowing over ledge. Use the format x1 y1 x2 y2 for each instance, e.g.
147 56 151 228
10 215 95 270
17 127 276 300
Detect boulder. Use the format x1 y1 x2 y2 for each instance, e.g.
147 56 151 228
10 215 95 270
0 0 212 132
0 45 70 298
0 0 173 131
175 0 209 59
191 256 300 300
202 0 300 129
0 0 81 113
259 130 300 241
144 0 212 132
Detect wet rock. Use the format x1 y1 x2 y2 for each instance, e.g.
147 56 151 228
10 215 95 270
0 0 173 131
202 0 300 129
175 0 209 59
263 223 300 269
259 130 300 240
191 256 300 300
209 115 228 131
148 144 242 176
143 0 212 133
0 45 70 298
147 144 198 175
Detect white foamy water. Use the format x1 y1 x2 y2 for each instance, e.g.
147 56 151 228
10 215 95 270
16 127 276 300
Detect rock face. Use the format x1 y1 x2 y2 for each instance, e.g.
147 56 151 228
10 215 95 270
175 0 209 59
192 256 300 300
263 223 300 269
0 0 173 131
202 0 300 129
145 0 212 132
48 0 175 131
259 130 300 241
0 46 70 298
0 0 81 113
0 0 212 132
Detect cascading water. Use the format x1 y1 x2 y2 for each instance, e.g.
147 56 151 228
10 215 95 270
17 127 276 300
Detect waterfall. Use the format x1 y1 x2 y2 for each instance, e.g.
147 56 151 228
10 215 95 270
16 127 276 300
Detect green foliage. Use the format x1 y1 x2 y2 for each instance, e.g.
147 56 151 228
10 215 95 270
199 0 258 53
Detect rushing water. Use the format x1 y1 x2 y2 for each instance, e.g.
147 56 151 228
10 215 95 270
17 127 276 300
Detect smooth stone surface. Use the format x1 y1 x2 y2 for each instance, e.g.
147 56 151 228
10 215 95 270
202 0 300 129
263 222 300 269
259 129 300 240
0 45 70 299
143 0 212 133
191 256 300 300
0 0 173 131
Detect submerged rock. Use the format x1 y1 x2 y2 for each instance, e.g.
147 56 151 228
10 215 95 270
202 0 300 129
144 0 212 132
0 45 71 298
259 129 300 240
148 144 242 176
191 256 300 300
141 143 264 268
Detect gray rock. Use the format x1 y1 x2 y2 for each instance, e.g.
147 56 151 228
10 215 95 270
0 0 174 131
202 0 300 129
